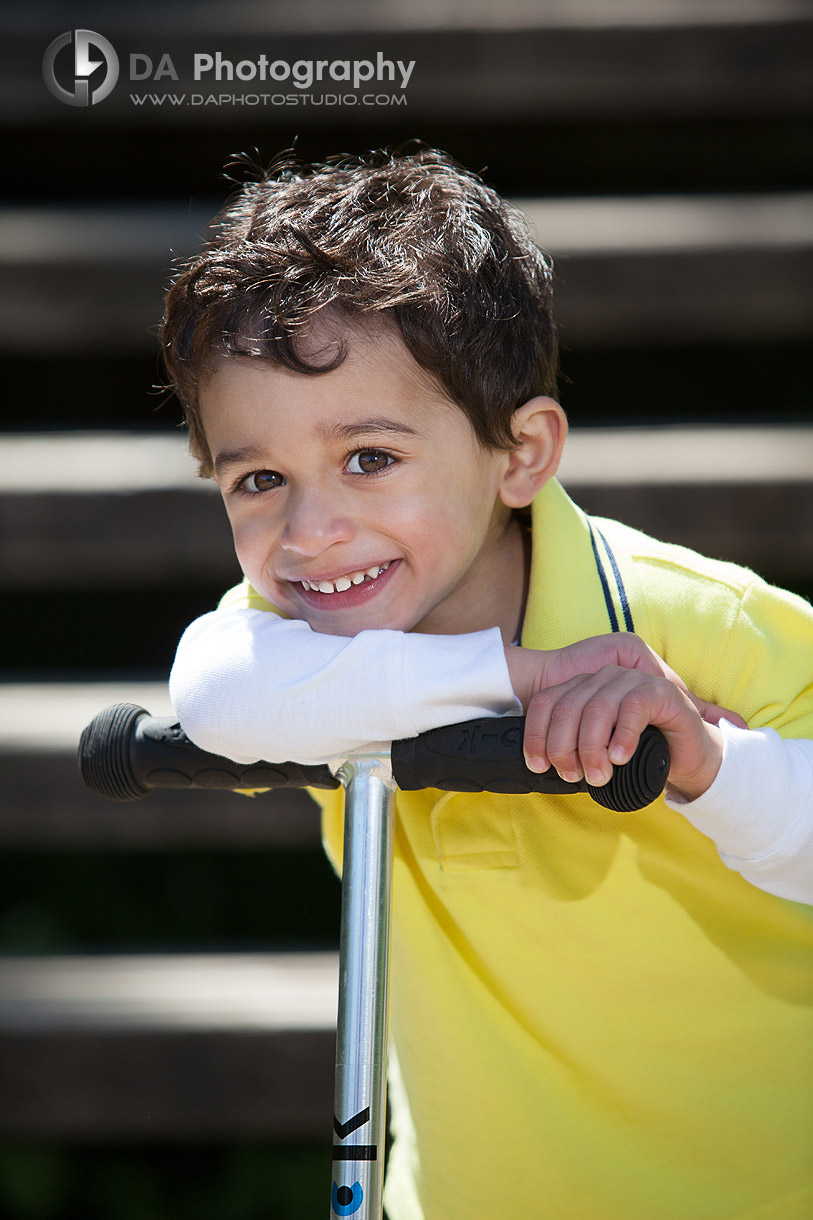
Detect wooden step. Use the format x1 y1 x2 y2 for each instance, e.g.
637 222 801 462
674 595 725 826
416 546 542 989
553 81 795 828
2 193 811 352
557 424 813 581
6 3 810 127
0 953 337 1138
2 426 811 588
0 680 321 849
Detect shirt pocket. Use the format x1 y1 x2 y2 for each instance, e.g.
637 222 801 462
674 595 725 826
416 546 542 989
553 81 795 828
430 791 520 871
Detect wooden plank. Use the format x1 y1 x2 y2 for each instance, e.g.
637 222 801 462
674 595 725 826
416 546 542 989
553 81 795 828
2 427 810 587
0 953 338 1032
0 751 322 849
0 681 322 849
1 194 811 352
0 953 338 1138
0 488 241 587
6 7 811 126
0 1028 335 1139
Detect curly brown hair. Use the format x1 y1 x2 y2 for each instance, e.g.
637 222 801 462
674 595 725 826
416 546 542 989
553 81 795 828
161 147 558 475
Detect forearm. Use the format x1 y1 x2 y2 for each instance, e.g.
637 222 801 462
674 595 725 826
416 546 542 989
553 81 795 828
503 643 546 709
171 613 813 903
169 608 520 765
666 720 813 904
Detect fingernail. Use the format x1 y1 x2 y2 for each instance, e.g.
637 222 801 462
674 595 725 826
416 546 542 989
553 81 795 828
525 755 547 774
609 745 626 764
559 770 581 784
586 769 606 786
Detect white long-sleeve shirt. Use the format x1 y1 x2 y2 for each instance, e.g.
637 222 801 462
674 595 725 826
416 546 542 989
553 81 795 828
169 606 813 904
169 609 522 765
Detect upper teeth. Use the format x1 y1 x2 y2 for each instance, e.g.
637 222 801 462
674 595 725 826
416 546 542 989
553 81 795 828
301 562 391 594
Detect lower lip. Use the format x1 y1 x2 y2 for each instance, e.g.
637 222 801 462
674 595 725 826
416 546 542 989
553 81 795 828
292 559 400 611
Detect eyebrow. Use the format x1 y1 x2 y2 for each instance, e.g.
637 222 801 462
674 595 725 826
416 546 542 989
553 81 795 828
213 445 268 477
315 417 420 443
213 418 420 477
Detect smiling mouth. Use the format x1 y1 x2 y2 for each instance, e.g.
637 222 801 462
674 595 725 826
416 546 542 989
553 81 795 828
297 561 393 595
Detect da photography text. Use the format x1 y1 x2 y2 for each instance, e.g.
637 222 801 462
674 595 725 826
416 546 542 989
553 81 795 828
136 50 415 91
43 29 415 109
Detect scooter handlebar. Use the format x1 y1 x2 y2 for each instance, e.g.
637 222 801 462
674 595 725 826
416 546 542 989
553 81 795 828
79 703 670 813
391 718 669 812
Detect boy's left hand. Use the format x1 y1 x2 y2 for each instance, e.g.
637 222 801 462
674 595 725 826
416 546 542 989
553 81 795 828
524 666 734 802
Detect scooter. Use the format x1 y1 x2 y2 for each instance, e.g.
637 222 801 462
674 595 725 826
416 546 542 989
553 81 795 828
79 704 668 1219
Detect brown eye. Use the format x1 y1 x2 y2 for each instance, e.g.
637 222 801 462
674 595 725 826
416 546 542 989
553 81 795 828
242 470 285 493
347 450 393 475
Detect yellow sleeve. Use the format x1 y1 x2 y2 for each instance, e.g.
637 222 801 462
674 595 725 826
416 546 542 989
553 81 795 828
636 555 813 740
714 578 813 738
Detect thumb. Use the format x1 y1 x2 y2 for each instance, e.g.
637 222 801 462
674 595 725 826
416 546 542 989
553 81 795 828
690 697 748 730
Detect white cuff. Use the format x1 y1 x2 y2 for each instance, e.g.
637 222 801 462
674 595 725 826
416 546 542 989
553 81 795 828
665 719 813 904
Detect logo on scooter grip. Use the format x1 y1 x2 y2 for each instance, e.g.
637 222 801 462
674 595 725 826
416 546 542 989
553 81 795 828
457 722 521 754
332 1181 363 1215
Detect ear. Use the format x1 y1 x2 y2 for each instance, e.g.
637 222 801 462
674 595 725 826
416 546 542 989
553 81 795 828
499 397 568 509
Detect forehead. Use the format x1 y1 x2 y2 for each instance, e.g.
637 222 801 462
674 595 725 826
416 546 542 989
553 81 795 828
199 317 466 444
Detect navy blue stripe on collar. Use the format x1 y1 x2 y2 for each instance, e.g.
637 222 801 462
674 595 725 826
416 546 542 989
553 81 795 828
598 527 635 632
588 521 635 634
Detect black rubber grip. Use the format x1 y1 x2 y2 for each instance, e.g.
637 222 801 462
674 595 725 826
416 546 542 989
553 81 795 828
391 718 669 812
79 705 669 812
78 704 339 801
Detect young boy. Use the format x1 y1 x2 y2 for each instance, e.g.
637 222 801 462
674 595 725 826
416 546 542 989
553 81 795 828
162 149 813 1219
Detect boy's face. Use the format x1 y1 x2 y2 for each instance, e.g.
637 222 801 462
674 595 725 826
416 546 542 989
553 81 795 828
200 319 528 640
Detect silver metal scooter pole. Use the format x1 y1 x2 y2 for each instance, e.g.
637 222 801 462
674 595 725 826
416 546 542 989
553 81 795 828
77 704 670 1220
330 754 396 1220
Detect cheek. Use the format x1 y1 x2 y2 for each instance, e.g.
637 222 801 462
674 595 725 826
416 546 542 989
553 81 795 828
384 486 448 542
394 487 487 572
227 512 276 573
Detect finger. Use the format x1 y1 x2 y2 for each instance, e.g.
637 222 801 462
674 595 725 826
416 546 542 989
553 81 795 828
575 669 660 786
611 640 749 733
607 683 713 793
544 670 623 783
575 706 616 787
538 636 750 738
523 675 591 773
546 694 587 783
619 644 749 731
523 690 554 773
606 684 665 767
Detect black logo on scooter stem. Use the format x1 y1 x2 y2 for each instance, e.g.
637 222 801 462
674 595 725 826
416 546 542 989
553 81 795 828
332 1105 377 1159
332 1108 373 1215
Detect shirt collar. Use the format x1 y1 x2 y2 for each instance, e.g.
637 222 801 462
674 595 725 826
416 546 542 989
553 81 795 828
522 479 634 650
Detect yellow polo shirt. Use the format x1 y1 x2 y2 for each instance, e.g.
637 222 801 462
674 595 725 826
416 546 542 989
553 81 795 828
229 479 813 1218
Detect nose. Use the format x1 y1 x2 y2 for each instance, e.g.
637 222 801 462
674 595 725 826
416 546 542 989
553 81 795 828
280 484 354 557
